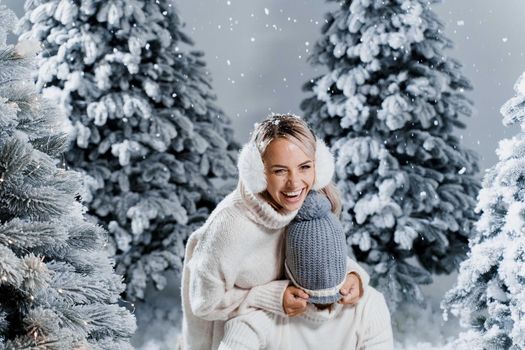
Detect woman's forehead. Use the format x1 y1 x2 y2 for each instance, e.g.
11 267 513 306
263 138 313 164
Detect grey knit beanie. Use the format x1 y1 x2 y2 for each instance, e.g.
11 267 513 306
285 190 347 305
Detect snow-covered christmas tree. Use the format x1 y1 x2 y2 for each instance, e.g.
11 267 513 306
442 72 525 349
0 4 135 349
301 0 480 311
18 0 238 300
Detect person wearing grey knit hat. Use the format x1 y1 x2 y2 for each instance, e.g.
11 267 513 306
285 190 349 307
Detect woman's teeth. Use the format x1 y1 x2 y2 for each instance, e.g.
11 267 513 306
283 189 302 198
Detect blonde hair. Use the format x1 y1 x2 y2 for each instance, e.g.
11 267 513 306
252 114 342 217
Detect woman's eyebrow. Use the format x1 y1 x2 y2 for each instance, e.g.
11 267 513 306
270 160 313 168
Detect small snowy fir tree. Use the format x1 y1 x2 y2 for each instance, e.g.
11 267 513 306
442 72 525 349
301 0 480 311
18 0 238 300
0 5 135 349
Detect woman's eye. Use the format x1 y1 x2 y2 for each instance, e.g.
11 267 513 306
274 169 286 175
301 165 311 170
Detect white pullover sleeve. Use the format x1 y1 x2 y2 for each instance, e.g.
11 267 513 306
188 213 289 322
346 256 370 293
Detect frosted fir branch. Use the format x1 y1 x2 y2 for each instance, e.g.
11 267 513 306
71 304 137 339
501 95 525 128
500 73 525 128
1 183 73 222
0 221 69 256
57 251 117 279
65 221 106 251
21 253 50 293
0 98 19 130
26 136 69 161
48 270 124 305
0 86 43 113
0 53 33 85
23 307 62 344
127 194 188 235
0 138 33 179
372 259 431 308
3 335 64 350
0 245 24 288
17 113 69 144
21 154 71 189
0 47 24 62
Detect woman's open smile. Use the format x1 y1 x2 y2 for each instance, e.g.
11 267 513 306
281 187 306 203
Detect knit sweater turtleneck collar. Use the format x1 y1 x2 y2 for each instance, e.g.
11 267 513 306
236 181 298 230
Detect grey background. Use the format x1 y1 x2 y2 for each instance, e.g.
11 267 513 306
7 0 525 171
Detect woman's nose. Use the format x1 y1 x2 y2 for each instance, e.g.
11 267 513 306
286 171 300 185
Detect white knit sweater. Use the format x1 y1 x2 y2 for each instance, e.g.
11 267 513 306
180 182 369 350
221 286 393 350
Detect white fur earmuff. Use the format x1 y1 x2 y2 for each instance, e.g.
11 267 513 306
312 139 335 191
237 141 267 194
237 138 335 194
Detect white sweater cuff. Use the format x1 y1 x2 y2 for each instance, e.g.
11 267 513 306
221 321 261 350
246 280 289 317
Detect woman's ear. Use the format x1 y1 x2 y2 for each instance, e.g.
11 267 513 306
312 139 335 190
237 142 267 193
